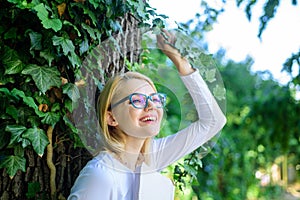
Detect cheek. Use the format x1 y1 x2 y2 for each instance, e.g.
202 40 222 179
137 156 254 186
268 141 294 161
113 106 140 125
158 109 164 121
128 108 141 123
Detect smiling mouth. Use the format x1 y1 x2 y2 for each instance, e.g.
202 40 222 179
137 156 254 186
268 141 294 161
140 116 157 122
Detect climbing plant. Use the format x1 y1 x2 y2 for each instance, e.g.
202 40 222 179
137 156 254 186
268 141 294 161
0 0 166 199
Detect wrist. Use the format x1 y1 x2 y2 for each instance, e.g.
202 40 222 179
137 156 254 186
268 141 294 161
172 57 194 76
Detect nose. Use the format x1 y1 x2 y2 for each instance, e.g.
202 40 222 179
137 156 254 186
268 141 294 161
144 98 154 111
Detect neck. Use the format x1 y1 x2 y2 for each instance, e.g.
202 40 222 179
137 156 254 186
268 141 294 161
119 136 146 170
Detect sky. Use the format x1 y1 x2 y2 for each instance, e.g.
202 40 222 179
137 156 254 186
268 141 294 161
148 0 300 85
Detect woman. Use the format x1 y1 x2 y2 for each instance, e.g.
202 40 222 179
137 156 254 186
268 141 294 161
68 30 226 200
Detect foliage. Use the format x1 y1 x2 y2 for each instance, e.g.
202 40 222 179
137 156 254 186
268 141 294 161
0 0 165 182
192 56 300 199
1 0 299 199
235 0 300 85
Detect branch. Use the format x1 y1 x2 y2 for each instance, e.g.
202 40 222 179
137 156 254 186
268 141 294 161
46 126 56 199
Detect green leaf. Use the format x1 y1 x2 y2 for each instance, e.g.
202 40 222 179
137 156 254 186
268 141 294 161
7 0 33 9
52 35 75 56
4 59 25 75
64 98 75 112
5 125 27 146
63 20 81 37
40 49 55 66
6 106 18 121
204 69 216 83
68 51 82 68
22 127 49 157
41 112 60 126
62 83 80 102
22 64 61 94
63 115 78 134
51 103 60 112
11 88 45 117
81 23 97 41
34 3 62 32
213 84 226 101
29 31 43 51
79 39 89 55
22 138 31 149
1 46 25 75
0 155 26 178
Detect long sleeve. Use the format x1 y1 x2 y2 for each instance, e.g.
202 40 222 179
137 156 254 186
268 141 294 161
151 69 226 171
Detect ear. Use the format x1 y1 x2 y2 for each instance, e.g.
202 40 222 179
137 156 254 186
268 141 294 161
106 111 118 127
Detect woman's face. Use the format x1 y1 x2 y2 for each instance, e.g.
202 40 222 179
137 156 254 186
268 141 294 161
111 79 164 139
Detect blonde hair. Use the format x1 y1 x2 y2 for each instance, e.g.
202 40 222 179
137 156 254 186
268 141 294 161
96 71 157 161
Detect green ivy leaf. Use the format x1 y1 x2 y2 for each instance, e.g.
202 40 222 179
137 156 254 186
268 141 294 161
51 103 60 112
6 106 18 121
204 69 216 83
29 31 42 51
5 125 27 146
11 88 45 117
0 155 26 178
64 98 74 112
63 115 78 134
22 64 61 94
52 35 75 56
62 83 80 102
213 84 226 101
79 39 89 55
4 59 25 75
68 51 82 68
1 46 25 75
34 3 62 32
63 20 81 37
40 49 55 66
22 138 31 149
81 23 99 41
22 127 49 157
6 0 33 9
41 112 60 126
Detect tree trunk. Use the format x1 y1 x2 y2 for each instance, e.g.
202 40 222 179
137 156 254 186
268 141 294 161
0 13 141 200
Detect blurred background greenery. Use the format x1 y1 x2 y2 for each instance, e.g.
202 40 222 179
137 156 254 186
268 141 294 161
141 1 300 199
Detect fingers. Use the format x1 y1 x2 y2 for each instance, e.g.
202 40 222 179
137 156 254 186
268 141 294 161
156 29 176 51
160 29 176 45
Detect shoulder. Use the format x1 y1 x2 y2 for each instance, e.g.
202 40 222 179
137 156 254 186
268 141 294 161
68 153 117 199
78 152 116 182
70 153 116 190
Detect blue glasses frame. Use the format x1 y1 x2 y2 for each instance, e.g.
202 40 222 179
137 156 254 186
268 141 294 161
111 93 167 109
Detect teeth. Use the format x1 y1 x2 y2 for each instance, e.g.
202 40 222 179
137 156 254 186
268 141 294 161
141 117 156 122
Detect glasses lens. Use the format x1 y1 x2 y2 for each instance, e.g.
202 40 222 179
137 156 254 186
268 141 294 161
130 94 147 108
151 93 166 108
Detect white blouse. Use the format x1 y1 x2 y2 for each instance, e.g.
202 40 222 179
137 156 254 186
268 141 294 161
68 70 226 200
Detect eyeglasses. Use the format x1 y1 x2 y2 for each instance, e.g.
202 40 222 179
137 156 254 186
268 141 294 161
111 93 167 109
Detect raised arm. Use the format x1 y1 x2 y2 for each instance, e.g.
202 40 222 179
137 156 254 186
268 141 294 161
156 29 195 76
152 30 227 171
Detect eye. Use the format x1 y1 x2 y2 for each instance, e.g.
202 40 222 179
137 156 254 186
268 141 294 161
132 99 142 103
131 94 146 105
152 96 162 103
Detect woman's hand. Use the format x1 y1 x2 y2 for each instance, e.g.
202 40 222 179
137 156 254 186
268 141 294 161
156 29 194 76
